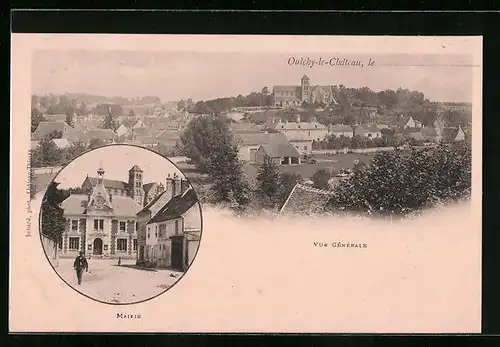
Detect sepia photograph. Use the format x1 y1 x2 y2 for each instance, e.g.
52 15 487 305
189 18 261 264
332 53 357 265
30 50 472 220
10 35 481 333
39 145 202 304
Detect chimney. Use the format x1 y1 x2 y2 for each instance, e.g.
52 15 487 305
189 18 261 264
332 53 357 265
180 179 189 194
157 183 165 194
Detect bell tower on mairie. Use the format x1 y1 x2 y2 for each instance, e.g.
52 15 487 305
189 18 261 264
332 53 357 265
128 165 144 207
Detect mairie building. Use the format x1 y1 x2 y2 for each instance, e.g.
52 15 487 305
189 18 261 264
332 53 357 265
58 165 202 271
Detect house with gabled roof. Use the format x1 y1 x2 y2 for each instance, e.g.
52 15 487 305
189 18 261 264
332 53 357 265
398 116 422 130
135 173 200 271
56 164 173 260
31 120 80 142
234 131 272 162
255 132 302 165
278 183 335 216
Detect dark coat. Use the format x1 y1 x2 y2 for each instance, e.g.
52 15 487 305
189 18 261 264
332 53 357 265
73 255 89 271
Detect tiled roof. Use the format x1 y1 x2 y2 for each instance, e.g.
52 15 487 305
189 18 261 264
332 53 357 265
260 133 300 158
129 165 143 172
138 190 169 216
107 195 143 217
279 183 335 216
61 194 141 217
32 121 74 140
147 188 198 224
85 128 116 141
88 177 128 190
60 194 89 215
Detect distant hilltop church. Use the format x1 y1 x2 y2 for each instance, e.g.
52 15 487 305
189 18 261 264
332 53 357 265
273 75 339 107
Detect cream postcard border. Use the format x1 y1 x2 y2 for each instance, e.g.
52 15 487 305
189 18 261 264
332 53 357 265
10 35 482 333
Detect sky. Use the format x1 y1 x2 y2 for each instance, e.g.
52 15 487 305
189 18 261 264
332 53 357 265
32 50 474 103
54 145 185 189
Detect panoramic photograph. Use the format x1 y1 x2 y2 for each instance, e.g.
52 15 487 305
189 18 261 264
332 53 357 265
39 145 202 304
30 50 472 221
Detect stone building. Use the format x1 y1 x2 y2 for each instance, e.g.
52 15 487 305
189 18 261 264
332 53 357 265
59 166 143 259
58 164 168 259
136 173 201 271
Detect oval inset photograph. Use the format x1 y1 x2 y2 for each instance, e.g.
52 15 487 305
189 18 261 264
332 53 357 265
39 145 203 305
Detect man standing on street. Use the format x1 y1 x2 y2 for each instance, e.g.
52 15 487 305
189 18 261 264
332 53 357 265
73 251 89 285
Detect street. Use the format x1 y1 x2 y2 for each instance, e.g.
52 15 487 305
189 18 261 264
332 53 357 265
55 257 183 304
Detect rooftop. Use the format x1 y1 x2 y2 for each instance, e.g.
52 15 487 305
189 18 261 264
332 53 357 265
147 188 198 224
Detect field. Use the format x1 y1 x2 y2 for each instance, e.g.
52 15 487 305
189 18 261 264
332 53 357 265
243 153 375 183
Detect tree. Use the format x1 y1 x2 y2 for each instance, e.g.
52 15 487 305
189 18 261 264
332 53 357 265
179 115 234 172
31 108 46 133
64 141 88 162
261 87 269 95
180 115 250 209
30 137 64 167
254 155 282 209
41 181 68 244
101 113 118 131
205 137 250 209
65 112 75 127
327 143 471 218
276 172 302 208
311 168 332 190
89 138 105 150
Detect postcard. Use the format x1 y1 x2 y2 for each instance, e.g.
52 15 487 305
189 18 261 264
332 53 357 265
10 34 482 333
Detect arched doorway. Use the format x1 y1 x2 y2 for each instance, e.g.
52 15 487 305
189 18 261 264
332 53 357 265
93 238 103 255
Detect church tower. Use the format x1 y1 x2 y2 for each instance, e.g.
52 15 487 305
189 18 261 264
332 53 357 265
88 165 112 210
128 165 144 207
301 74 310 102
